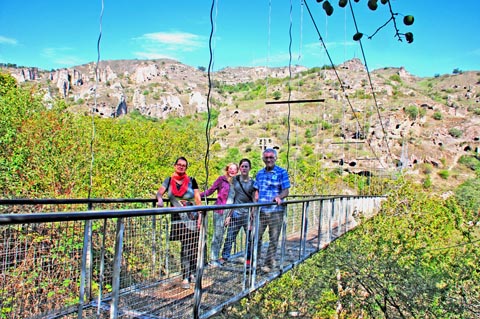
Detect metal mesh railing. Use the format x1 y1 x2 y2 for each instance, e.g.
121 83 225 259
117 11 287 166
0 196 385 319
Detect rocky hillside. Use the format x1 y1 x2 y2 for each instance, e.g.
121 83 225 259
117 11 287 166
4 58 480 192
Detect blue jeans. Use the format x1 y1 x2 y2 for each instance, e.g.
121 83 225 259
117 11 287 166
210 212 226 260
222 213 252 260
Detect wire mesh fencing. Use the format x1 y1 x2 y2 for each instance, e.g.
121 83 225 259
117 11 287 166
0 196 385 319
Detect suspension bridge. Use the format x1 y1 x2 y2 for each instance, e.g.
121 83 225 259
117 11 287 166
0 0 418 317
0 195 385 319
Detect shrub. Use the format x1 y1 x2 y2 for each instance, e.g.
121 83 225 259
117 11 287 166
404 105 419 120
438 170 450 179
423 175 432 188
389 74 402 83
448 128 463 138
432 111 443 120
455 178 480 213
304 128 313 138
0 71 17 95
458 155 480 171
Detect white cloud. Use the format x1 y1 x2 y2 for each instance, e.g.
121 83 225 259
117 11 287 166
134 31 205 60
0 35 18 45
42 47 84 67
133 51 176 60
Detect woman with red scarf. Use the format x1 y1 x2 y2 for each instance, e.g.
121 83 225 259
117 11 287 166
156 157 202 289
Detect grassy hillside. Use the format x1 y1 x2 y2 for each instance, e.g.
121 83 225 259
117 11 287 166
2 61 480 197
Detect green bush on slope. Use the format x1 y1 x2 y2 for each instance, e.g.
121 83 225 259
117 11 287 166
218 180 479 319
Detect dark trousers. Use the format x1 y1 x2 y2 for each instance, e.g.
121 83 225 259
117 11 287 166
180 229 199 280
257 210 284 267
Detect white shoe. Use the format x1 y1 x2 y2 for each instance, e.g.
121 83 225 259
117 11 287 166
261 265 272 273
181 279 190 289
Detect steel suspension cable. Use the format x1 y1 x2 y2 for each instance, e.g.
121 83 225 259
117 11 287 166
285 0 293 174
88 0 104 201
204 0 216 193
303 0 386 169
347 0 394 166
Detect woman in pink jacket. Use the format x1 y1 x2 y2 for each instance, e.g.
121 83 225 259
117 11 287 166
200 163 238 267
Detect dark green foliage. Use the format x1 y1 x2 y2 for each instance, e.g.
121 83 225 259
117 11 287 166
455 177 480 213
0 84 206 198
458 155 480 171
438 170 450 180
218 181 479 318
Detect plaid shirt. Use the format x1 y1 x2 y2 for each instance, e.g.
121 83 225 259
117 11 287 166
254 165 290 213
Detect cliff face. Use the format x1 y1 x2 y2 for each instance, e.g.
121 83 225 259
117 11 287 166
4 58 480 189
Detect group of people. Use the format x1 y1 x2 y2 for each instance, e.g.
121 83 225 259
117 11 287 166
156 148 290 289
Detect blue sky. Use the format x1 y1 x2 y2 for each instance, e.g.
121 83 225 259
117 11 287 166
1 1 479 77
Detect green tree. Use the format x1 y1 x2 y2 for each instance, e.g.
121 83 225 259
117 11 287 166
0 71 17 96
455 178 480 213
219 180 479 318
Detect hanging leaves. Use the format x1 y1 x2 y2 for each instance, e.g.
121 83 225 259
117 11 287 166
353 32 363 41
316 0 414 44
405 32 414 43
367 0 378 11
403 15 414 26
322 1 334 16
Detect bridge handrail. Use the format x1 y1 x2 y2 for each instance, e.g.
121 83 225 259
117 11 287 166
0 195 386 319
0 195 385 225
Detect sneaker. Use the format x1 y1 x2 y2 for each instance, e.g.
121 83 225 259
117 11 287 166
181 279 190 289
210 260 222 268
261 265 272 273
189 274 196 283
260 266 271 273
218 258 227 265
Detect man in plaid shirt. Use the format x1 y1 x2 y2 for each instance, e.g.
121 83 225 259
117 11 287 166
254 148 290 272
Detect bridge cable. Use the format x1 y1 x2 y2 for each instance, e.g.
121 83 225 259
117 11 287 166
285 0 293 174
303 0 387 170
347 0 394 166
264 0 272 133
88 0 104 201
204 0 216 194
195 0 216 316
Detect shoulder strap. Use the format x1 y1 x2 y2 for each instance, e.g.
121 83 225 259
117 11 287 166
236 175 253 201
166 177 171 193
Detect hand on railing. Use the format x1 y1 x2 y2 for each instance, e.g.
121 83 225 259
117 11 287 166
157 197 164 207
273 196 283 205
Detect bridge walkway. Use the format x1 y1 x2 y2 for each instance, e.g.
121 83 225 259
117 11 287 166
0 196 385 319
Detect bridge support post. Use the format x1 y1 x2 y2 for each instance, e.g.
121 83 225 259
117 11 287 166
78 220 92 319
110 218 125 319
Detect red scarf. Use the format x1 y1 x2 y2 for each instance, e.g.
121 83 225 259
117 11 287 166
170 173 190 197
